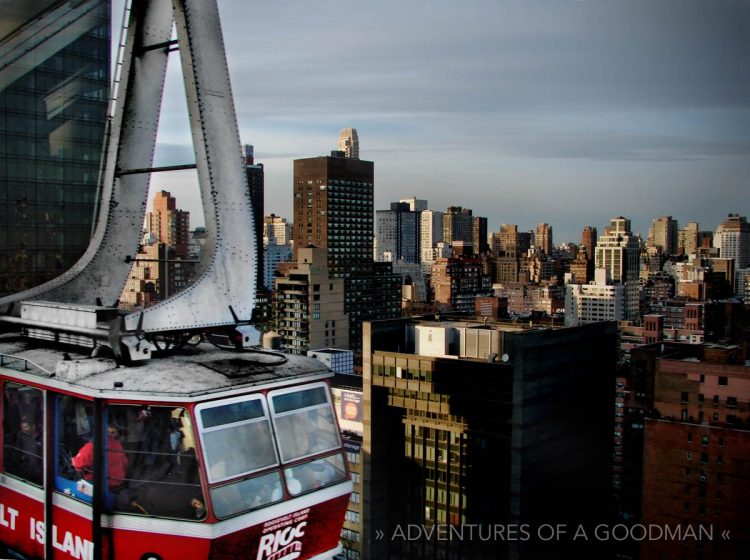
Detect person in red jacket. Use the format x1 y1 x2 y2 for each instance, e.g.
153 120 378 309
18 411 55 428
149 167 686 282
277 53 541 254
73 424 128 490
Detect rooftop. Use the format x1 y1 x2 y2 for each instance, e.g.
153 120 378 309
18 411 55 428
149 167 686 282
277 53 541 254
0 334 331 400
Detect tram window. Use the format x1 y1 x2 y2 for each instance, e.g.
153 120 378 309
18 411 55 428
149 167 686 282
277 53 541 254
3 382 43 486
197 396 278 483
55 395 96 502
269 385 341 463
107 405 205 520
284 454 347 497
210 470 283 519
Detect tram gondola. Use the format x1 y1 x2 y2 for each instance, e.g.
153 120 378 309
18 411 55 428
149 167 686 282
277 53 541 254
0 336 351 560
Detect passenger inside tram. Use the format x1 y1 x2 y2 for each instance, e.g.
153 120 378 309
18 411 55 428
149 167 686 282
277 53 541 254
71 423 128 490
106 405 204 519
3 383 44 486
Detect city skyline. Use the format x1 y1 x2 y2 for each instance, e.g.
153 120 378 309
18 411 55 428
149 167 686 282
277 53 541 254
119 0 749 243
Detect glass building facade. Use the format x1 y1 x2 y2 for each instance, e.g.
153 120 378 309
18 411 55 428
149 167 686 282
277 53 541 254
0 0 110 295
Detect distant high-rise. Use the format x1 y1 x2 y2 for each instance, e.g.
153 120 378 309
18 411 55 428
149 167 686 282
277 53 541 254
263 214 291 246
536 223 553 255
498 224 519 257
293 153 399 351
399 197 427 212
678 222 699 256
274 247 348 353
293 154 374 276
596 217 640 284
0 0 111 295
122 191 191 307
648 215 678 256
419 210 444 267
375 202 419 263
147 191 190 258
581 226 598 259
337 128 360 159
595 217 642 321
443 206 474 248
714 214 750 270
243 144 264 296
473 216 489 254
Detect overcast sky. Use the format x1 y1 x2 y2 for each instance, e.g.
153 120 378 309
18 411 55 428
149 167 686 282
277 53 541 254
122 0 750 243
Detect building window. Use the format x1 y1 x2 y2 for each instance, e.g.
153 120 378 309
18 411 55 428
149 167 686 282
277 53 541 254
341 529 360 542
726 396 737 408
718 376 728 386
681 392 689 404
701 435 709 446
345 510 360 523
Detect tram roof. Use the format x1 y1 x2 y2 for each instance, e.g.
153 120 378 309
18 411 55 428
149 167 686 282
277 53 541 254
0 334 332 400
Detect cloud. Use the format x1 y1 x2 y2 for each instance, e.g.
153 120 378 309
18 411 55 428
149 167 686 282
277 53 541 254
110 0 749 243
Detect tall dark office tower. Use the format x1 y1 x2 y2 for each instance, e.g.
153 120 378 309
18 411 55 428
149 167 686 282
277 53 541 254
443 206 474 248
363 316 617 559
293 153 399 351
0 0 111 295
243 144 264 297
473 216 488 254
293 154 374 276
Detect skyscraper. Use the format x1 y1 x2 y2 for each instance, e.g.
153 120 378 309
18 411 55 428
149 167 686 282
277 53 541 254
274 247 349 353
715 214 750 270
263 214 292 246
498 224 519 257
443 206 474 248
595 217 642 321
121 191 191 307
648 215 678 256
398 197 427 212
147 191 190 258
596 217 641 284
0 0 110 295
536 222 553 255
243 144 264 296
419 209 444 268
337 128 360 159
293 154 374 276
293 152 399 351
581 226 597 259
363 316 617 559
473 216 488 254
375 202 419 263
678 222 699 256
